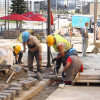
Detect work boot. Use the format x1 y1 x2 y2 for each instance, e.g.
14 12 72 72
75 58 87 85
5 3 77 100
29 67 33 72
37 69 43 73
18 61 23 64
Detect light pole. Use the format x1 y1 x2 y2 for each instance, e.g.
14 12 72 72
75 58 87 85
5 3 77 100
56 0 57 14
94 0 98 43
8 0 9 30
47 0 51 68
81 0 83 14
5 0 6 30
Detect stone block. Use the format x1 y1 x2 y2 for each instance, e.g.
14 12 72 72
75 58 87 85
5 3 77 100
18 80 36 90
28 74 35 77
9 82 22 88
3 90 16 100
26 77 38 85
36 72 43 81
0 95 7 100
0 93 12 100
8 87 23 97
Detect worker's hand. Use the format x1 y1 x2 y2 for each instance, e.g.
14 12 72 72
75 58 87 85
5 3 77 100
38 55 42 61
52 58 56 63
23 48 26 53
62 72 65 78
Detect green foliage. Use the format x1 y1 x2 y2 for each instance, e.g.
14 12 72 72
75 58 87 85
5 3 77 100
10 0 27 14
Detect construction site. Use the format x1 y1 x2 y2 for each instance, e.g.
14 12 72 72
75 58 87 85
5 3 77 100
0 0 100 100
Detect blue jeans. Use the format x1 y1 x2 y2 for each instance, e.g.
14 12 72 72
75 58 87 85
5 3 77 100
82 37 88 56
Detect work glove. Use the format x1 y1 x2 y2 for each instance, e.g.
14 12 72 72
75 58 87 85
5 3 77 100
62 72 66 78
15 60 18 64
52 58 56 63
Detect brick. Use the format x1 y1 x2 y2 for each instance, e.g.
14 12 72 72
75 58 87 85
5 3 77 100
0 95 7 100
36 72 43 81
3 90 16 100
18 80 35 90
28 74 35 77
26 77 38 85
9 82 22 88
8 87 23 97
0 93 12 100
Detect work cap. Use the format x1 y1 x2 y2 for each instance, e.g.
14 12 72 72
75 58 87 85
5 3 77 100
22 31 30 42
46 35 54 46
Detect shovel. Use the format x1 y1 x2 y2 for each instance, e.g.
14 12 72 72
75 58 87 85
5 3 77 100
6 65 21 83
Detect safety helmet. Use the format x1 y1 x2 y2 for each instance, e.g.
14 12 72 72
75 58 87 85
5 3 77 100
46 35 54 46
14 45 21 54
22 31 30 42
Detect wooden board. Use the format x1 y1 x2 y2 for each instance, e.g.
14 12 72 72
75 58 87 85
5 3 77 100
72 68 100 86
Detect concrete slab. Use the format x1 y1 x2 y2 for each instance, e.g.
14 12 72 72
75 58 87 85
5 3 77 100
15 79 49 100
46 85 100 100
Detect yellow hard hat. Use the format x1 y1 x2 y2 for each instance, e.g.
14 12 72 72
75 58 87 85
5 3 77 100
46 35 54 46
14 45 21 54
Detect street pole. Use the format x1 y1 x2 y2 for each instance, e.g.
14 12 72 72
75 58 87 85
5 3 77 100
56 0 57 14
94 0 98 43
81 0 83 14
75 0 76 8
5 0 6 30
67 0 68 10
8 0 9 30
47 0 51 68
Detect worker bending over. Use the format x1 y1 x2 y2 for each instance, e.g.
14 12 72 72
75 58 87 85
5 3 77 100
62 49 83 85
13 45 23 64
46 34 77 74
22 31 42 72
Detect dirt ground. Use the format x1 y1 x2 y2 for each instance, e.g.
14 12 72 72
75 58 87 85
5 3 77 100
0 69 28 92
29 80 62 100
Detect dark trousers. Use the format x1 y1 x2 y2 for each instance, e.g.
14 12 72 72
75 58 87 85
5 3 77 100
56 50 78 73
18 51 23 63
56 51 69 74
13 51 23 63
28 50 41 71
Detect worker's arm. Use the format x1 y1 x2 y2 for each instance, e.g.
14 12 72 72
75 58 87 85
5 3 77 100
63 62 71 72
23 42 27 52
63 56 72 72
85 28 88 38
80 64 84 72
56 45 65 59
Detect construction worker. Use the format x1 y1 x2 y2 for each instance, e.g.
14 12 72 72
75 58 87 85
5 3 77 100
62 50 83 85
80 22 89 56
46 34 77 74
13 45 23 64
22 31 42 72
68 24 73 43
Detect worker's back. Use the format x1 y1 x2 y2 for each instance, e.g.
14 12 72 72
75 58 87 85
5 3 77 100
64 55 82 82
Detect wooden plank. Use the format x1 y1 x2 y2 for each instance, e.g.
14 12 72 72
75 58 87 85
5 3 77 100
75 72 80 81
15 79 50 100
75 80 100 83
78 75 100 80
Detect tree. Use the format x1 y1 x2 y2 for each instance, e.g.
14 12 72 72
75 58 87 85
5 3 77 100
10 0 27 14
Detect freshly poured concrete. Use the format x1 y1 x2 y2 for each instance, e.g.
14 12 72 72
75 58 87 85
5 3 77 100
46 85 100 100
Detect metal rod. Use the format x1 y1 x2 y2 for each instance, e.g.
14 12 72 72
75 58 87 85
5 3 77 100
5 0 6 30
47 0 51 68
8 0 9 30
94 0 98 43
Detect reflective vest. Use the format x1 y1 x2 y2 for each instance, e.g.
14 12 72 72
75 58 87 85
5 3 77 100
53 34 71 52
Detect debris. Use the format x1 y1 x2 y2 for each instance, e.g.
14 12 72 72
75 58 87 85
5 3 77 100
58 83 65 89
6 65 21 84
